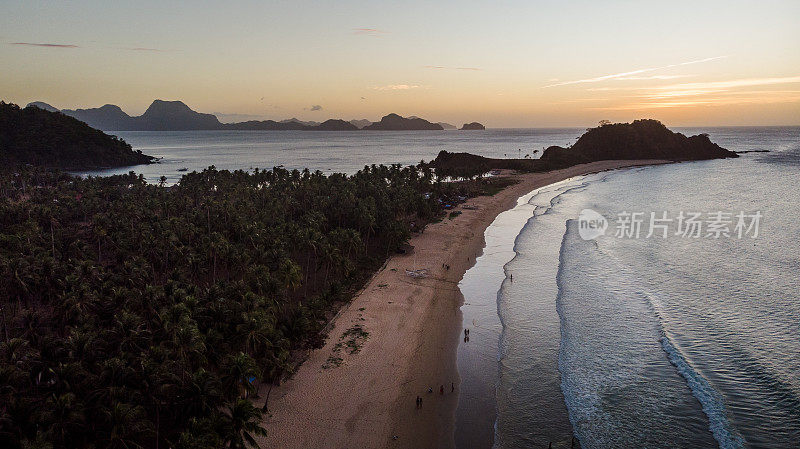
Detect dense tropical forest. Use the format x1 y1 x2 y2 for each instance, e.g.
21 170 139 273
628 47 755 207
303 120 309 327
0 102 154 169
0 163 512 448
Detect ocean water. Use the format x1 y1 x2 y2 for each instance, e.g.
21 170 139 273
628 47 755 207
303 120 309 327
457 127 800 448
75 129 583 182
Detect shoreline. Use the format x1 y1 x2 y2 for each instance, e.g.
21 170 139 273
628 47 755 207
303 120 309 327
257 159 671 449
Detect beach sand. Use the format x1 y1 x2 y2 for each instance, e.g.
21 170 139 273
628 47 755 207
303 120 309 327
257 160 670 449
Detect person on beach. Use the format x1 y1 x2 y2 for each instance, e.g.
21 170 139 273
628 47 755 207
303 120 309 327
451 383 454 392
440 385 444 395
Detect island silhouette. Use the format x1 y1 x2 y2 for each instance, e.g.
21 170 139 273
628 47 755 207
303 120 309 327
27 100 477 132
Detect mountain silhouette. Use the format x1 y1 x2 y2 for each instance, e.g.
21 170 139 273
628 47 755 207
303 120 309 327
37 100 458 132
2 102 154 169
136 100 222 130
363 113 444 130
26 101 59 112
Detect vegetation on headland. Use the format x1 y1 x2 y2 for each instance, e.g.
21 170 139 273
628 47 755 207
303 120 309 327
537 119 737 169
0 162 514 449
429 119 737 178
0 102 155 170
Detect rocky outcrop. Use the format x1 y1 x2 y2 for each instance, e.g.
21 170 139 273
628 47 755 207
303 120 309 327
460 122 485 130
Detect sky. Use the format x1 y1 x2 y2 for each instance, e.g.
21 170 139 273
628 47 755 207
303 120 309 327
1 0 799 127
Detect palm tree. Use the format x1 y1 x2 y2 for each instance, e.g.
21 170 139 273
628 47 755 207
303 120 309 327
221 353 259 400
220 399 266 449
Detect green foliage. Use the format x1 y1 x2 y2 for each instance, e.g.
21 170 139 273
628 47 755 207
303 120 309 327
0 162 487 448
0 102 154 169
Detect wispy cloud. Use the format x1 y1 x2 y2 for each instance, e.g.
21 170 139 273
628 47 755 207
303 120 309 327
352 28 387 36
593 77 800 110
371 84 422 91
651 76 800 92
10 42 79 48
543 56 727 88
309 104 323 111
424 65 481 71
594 92 800 110
125 47 163 52
615 74 695 81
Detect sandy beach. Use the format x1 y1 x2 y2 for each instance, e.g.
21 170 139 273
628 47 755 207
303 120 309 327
257 160 670 449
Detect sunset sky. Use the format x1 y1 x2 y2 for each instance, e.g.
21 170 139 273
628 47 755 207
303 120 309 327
2 0 799 127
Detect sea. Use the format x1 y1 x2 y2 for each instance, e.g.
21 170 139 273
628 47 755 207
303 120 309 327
457 126 800 449
80 127 799 449
76 129 582 183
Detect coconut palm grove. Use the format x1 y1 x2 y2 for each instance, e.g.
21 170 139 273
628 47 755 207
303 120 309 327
0 163 512 448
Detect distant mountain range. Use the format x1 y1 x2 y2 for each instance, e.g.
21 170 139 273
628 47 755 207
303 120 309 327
27 100 477 132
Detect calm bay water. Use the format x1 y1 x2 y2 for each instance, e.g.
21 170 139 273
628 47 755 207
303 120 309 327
457 127 800 448
76 129 584 182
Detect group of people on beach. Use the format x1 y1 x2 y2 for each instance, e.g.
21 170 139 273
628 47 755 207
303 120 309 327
464 327 470 342
416 383 455 409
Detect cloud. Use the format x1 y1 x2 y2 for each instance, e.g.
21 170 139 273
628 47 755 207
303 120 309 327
10 42 79 48
591 77 800 110
371 84 421 91
615 74 695 81
543 56 727 88
424 65 481 71
309 105 323 111
650 76 800 92
352 28 387 36
593 92 800 110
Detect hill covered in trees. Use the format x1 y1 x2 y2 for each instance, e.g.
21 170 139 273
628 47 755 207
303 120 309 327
0 102 155 169
429 119 737 178
0 163 512 449
537 119 737 170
